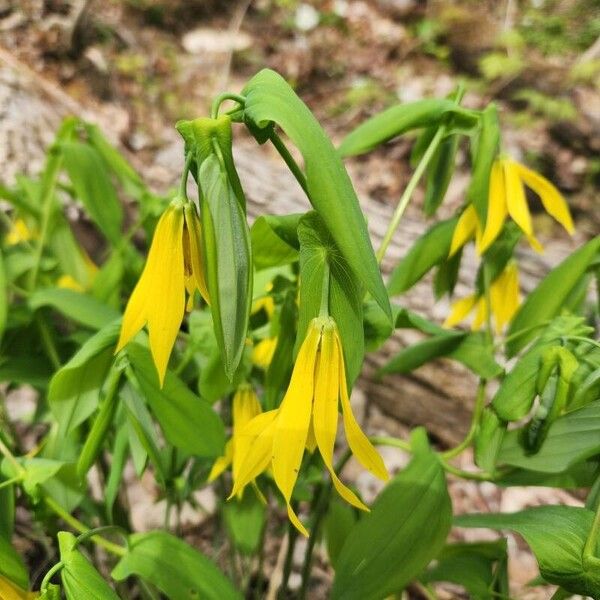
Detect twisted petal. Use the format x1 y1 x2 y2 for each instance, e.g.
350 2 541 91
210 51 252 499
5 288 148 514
513 162 575 234
208 439 233 482
314 324 369 511
335 329 388 482
272 323 321 537
230 410 278 498
449 204 479 257
145 206 186 386
443 294 477 329
478 160 508 253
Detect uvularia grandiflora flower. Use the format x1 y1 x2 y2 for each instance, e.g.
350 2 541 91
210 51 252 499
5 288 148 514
208 385 262 495
116 198 209 385
229 317 388 536
450 157 574 256
444 262 520 333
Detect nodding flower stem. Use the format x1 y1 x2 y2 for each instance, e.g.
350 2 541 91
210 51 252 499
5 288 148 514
179 152 194 201
211 93 246 119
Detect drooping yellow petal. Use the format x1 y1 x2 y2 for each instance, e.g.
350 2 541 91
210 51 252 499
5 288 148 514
443 294 477 329
231 387 263 482
208 439 233 482
314 323 369 511
271 322 321 537
449 204 479 257
251 337 278 369
184 203 210 305
478 160 508 253
145 205 186 386
490 262 520 333
512 161 574 235
335 328 388 482
252 295 275 318
503 160 533 237
0 575 38 600
305 419 318 453
230 410 278 498
471 297 488 331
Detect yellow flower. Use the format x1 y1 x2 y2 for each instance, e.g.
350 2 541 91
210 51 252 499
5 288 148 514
450 157 574 256
0 575 38 599
443 262 520 334
116 199 209 385
208 385 263 495
230 317 388 536
251 337 278 369
5 219 35 245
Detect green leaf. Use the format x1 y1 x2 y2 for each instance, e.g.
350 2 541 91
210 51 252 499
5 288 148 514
61 142 123 245
297 212 364 384
0 250 7 346
498 400 600 473
467 104 500 224
423 134 460 216
199 154 252 379
456 506 600 597
242 69 390 320
105 424 128 521
325 498 357 569
29 288 119 330
387 217 458 295
448 332 504 379
0 474 15 539
251 214 301 270
507 236 600 356
48 320 120 435
0 535 29 590
331 429 452 599
338 99 465 157
474 408 506 473
58 532 120 600
223 492 266 556
111 531 242 600
127 342 225 457
422 540 508 599
497 460 600 489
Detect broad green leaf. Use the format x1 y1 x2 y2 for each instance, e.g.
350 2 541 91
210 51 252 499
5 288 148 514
58 532 120 600
474 408 506 473
242 69 390 320
467 104 500 224
0 250 6 345
497 460 600 489
507 236 600 356
338 99 467 157
112 531 242 600
297 212 364 384
433 246 462 299
456 506 600 597
48 320 120 435
422 540 508 599
448 332 504 379
331 429 452 599
363 300 394 352
199 153 252 379
61 142 123 245
223 492 266 556
498 400 600 473
251 214 301 270
0 536 29 590
387 217 458 295
104 424 128 521
29 288 119 330
0 474 15 539
127 342 225 457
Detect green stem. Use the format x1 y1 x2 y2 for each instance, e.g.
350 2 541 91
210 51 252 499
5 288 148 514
583 499 600 568
376 125 446 263
495 320 549 351
0 435 24 475
179 152 194 200
40 560 64 592
564 336 600 351
211 93 246 119
319 261 330 318
440 460 495 481
28 145 63 291
0 475 21 491
268 130 309 195
44 496 126 557
369 435 412 452
442 380 486 459
279 511 299 598
35 314 61 370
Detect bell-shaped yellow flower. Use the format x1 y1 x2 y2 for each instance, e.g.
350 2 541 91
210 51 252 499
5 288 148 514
0 575 38 600
444 262 520 334
116 199 209 385
230 317 388 536
208 385 263 494
450 157 574 256
6 218 35 245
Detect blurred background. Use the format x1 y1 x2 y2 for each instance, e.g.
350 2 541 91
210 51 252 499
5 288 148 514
2 0 599 229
